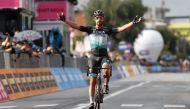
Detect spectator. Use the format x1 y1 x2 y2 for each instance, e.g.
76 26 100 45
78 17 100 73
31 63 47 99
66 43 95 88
182 59 190 72
13 41 23 51
43 28 65 66
1 32 14 53
0 37 3 52
31 43 42 57
12 40 32 58
21 40 33 54
43 28 64 54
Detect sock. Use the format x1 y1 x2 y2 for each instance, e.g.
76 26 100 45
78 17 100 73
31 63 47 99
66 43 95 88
89 96 94 104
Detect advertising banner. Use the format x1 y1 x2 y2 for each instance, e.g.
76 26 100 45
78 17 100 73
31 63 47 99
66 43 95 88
14 74 25 92
0 74 12 94
36 73 43 89
20 74 30 91
33 73 40 89
51 68 65 90
48 72 57 87
35 1 66 20
0 68 58 101
64 68 76 88
0 0 19 8
0 81 9 102
6 74 19 93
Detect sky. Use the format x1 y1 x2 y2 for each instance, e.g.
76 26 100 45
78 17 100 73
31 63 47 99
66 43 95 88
76 0 190 17
142 0 190 17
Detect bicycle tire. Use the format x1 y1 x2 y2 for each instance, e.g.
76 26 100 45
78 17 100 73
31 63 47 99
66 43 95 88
94 76 101 109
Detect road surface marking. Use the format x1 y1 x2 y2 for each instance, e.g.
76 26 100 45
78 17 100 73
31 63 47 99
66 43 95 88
164 105 186 108
73 103 89 109
0 106 17 109
33 104 59 108
74 81 151 109
104 81 151 100
121 104 143 107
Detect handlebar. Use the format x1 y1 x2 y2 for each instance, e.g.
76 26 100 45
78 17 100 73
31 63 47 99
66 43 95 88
86 66 109 70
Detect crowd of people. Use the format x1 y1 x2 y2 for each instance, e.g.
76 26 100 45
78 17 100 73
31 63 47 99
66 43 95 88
0 32 42 58
0 29 65 59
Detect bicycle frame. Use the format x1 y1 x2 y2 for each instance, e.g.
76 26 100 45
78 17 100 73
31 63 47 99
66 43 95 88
87 67 107 109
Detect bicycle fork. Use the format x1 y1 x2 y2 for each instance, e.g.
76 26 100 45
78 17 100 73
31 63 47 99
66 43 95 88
95 74 104 109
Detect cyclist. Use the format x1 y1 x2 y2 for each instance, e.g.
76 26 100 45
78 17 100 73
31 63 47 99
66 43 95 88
58 9 141 109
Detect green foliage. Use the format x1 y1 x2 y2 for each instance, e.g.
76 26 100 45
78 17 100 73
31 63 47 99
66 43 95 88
157 27 178 55
157 27 190 59
84 0 147 46
117 0 146 42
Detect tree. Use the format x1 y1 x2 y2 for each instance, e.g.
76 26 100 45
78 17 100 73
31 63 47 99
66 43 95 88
157 27 190 59
158 28 177 54
84 0 147 49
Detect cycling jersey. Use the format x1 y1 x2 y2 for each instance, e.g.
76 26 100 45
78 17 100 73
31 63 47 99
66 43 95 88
79 26 117 56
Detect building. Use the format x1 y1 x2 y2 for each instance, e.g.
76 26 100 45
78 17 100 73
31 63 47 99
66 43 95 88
34 0 77 21
0 0 35 36
143 0 169 29
33 0 78 55
167 16 190 41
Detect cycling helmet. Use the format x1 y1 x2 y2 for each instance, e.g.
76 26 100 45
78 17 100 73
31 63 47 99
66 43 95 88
93 10 105 17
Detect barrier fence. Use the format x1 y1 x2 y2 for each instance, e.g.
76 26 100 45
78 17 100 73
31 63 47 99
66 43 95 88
0 52 148 102
0 68 58 100
0 52 5 68
0 52 87 68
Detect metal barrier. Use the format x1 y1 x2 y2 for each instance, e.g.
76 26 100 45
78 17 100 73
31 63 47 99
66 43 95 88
0 51 5 68
64 56 88 68
10 54 40 68
39 54 63 67
0 51 149 102
0 52 88 68
1 53 63 68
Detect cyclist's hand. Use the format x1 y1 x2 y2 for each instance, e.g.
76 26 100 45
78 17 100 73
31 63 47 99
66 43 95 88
57 12 65 22
132 15 142 24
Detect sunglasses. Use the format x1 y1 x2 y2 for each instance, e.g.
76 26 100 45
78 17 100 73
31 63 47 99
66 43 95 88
95 16 104 20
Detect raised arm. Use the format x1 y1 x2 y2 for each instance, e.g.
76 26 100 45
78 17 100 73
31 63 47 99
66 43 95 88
58 13 81 30
116 15 142 33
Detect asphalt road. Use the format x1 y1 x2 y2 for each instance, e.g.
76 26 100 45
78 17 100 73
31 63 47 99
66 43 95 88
1 73 190 109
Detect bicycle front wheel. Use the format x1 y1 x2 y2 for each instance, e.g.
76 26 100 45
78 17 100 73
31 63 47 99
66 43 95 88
94 77 102 109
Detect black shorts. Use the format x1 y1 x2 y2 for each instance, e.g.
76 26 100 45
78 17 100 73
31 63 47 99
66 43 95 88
88 54 112 77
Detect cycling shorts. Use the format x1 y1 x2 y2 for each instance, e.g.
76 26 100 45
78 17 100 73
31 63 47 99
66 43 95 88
88 54 112 77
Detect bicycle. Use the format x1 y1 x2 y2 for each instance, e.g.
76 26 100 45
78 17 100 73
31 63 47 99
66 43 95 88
87 67 108 109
